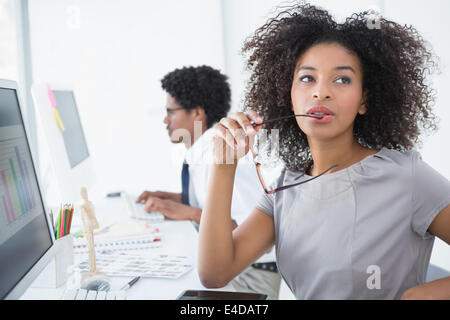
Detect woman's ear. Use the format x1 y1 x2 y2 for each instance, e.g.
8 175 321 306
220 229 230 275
358 90 368 115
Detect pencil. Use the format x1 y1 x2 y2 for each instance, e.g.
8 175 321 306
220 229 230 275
56 206 62 239
65 205 70 236
67 205 74 234
60 205 66 237
65 206 69 236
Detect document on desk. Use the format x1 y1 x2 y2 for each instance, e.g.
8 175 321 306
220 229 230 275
75 252 193 279
73 233 162 254
73 218 163 254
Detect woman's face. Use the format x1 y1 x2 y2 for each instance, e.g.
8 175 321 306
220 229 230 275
291 42 366 142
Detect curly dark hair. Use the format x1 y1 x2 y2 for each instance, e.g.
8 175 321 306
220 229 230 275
242 1 439 172
161 65 231 129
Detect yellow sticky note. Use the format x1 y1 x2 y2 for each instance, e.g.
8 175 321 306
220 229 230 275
53 109 66 131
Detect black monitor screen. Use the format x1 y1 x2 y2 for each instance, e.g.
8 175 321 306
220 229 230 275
0 87 53 299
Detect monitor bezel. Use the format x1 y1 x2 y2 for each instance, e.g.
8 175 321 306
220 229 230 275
31 82 96 204
0 78 57 300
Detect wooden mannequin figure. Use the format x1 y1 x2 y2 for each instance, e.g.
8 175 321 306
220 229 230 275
79 186 104 280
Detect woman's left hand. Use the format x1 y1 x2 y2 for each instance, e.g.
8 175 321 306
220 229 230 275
401 284 435 300
401 277 450 300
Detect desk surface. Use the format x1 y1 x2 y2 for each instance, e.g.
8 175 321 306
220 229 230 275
21 195 234 299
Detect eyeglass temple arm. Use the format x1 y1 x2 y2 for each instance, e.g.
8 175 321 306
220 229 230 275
270 164 339 193
251 114 323 127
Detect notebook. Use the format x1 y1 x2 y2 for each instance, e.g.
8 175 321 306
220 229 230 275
73 218 162 254
72 233 162 255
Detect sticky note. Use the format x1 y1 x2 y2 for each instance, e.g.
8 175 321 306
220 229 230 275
53 109 66 131
47 85 57 108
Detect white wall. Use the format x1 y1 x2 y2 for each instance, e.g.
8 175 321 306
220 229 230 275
28 0 225 196
220 0 450 272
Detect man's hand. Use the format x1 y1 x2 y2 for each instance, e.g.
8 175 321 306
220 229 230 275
143 196 239 230
137 191 182 204
144 197 201 223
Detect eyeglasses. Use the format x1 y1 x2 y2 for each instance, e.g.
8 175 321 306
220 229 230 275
251 113 338 194
166 107 185 116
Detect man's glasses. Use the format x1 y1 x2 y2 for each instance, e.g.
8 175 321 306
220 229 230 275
250 113 338 194
166 107 184 116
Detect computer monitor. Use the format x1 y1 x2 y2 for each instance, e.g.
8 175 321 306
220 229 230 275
0 79 57 299
31 83 95 204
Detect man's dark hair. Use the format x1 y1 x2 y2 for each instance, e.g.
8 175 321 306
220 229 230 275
161 65 231 129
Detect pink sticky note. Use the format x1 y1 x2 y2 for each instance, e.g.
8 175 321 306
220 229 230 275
47 85 57 108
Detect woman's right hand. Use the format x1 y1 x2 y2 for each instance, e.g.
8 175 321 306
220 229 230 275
212 110 264 165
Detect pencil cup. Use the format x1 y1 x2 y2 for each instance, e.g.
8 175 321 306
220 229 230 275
32 235 74 288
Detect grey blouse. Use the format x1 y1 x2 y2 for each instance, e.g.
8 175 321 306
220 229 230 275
256 148 450 299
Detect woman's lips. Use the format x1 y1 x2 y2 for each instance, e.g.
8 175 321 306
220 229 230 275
306 106 334 116
306 106 334 123
309 114 334 123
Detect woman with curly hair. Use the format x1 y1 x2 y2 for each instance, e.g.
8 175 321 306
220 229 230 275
198 2 450 299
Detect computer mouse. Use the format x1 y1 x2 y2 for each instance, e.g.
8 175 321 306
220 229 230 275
81 278 111 291
106 191 122 198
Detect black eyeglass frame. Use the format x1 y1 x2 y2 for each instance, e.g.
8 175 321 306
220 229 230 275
166 107 185 115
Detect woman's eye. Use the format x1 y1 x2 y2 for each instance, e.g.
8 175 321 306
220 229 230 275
300 75 314 83
335 76 351 84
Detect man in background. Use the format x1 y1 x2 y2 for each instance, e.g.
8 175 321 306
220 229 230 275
137 65 281 299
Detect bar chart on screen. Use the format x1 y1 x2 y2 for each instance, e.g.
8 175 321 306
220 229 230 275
0 129 42 245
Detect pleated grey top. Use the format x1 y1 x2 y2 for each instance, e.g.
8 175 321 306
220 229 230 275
256 148 450 299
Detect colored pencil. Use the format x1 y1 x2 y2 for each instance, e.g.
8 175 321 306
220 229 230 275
67 205 74 234
64 205 70 236
60 205 66 237
56 206 62 239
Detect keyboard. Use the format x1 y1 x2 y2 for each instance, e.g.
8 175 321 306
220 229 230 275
121 192 164 222
62 289 126 300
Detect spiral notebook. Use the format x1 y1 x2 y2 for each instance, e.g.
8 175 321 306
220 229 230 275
73 218 162 254
73 233 162 255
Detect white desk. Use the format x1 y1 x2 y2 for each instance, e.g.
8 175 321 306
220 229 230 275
21 195 235 299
